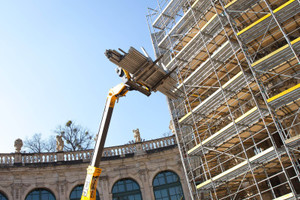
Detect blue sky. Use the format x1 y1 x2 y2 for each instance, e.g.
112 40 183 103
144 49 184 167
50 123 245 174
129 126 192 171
0 1 171 153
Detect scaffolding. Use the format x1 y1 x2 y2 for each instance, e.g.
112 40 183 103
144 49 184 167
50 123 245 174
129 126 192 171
147 0 300 199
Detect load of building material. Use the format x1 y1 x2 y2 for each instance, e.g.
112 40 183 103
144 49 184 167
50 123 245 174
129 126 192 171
105 47 177 99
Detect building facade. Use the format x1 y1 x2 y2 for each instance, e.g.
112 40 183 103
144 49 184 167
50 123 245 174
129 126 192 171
147 0 300 199
0 136 190 200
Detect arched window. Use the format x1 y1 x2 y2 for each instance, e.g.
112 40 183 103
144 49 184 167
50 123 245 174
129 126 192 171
25 188 55 200
69 185 100 200
153 171 184 200
112 178 142 200
0 192 8 200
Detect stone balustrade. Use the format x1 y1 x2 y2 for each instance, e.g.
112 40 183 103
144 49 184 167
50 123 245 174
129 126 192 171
142 135 176 150
0 135 176 166
0 154 14 165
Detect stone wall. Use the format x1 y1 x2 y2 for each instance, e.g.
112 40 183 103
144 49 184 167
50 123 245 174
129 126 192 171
0 136 190 200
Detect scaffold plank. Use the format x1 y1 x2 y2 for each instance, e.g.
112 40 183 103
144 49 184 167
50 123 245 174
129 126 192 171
158 0 211 48
106 47 177 99
273 193 294 200
196 146 283 190
201 13 227 36
251 37 300 72
237 0 300 44
176 40 239 94
285 134 300 148
225 0 260 18
165 12 228 71
188 106 268 155
165 30 205 71
267 83 300 109
149 0 300 198
179 67 250 126
152 0 185 30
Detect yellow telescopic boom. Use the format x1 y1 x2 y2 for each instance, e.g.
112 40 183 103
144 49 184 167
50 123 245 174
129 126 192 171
81 45 174 199
81 83 128 200
81 68 151 200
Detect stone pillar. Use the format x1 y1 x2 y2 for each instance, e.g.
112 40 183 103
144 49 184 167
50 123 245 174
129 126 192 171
12 182 26 200
58 183 66 200
14 153 22 164
100 176 110 200
57 173 67 200
14 138 23 165
135 143 145 156
139 169 154 199
13 184 21 200
57 152 64 162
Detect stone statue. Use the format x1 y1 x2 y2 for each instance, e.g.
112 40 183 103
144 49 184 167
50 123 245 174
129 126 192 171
169 120 175 134
56 135 64 152
133 128 141 143
14 138 23 153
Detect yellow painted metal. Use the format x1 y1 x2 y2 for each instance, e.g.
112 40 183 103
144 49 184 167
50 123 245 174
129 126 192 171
202 107 256 145
235 106 257 123
201 14 217 32
187 142 200 155
252 37 300 67
166 33 198 69
272 0 295 13
237 14 271 36
123 69 131 80
196 147 275 189
81 83 128 200
188 107 258 155
107 83 128 108
237 0 296 36
81 166 102 200
251 44 287 67
221 71 242 89
196 179 212 189
273 193 294 200
165 11 220 69
178 43 241 126
191 0 200 8
267 83 300 103
224 0 238 9
179 112 192 123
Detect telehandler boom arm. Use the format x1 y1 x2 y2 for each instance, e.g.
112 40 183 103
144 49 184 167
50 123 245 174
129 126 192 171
81 83 128 200
81 66 151 200
80 45 173 200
